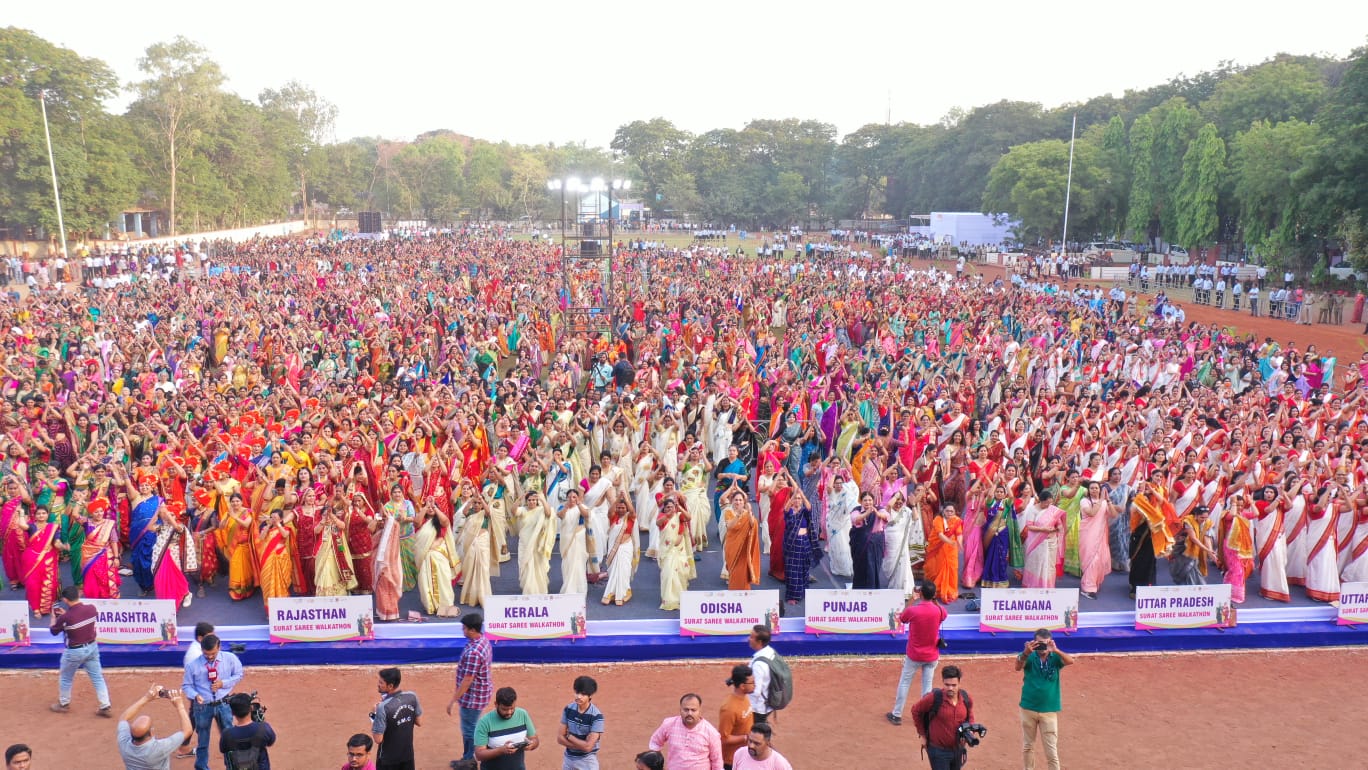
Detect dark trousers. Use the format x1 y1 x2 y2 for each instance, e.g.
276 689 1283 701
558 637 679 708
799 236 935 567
927 744 965 770
378 761 416 770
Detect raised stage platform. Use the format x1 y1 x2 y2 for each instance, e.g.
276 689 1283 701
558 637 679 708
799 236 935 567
5 605 1362 670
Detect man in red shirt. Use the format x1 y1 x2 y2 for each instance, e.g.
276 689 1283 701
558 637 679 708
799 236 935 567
908 666 974 770
887 580 947 726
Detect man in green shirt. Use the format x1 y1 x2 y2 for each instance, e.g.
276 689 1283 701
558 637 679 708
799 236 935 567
474 687 540 770
1014 629 1075 770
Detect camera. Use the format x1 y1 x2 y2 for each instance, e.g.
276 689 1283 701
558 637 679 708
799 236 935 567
157 688 171 699
246 691 267 722
957 722 988 747
1031 641 1047 651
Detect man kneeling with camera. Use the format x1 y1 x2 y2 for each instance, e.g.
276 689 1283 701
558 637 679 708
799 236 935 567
908 666 986 770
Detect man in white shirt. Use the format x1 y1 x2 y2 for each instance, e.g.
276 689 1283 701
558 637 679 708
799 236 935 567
747 626 777 725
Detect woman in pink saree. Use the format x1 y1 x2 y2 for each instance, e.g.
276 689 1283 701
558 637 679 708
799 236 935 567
2 476 34 589
80 498 121 599
1077 481 1113 599
960 480 988 588
1021 489 1066 588
22 507 64 617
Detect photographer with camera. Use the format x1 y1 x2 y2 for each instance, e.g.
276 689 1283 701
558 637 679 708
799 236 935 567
1014 629 1075 770
219 692 276 770
115 683 192 770
907 666 980 770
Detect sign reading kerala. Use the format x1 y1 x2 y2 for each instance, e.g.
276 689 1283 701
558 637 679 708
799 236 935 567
0 602 32 647
978 588 1080 633
86 599 179 645
1134 584 1236 630
484 593 587 641
680 590 781 637
1335 582 1368 626
268 596 375 643
804 589 907 635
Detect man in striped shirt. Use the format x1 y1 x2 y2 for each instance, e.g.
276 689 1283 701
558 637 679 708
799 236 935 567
48 585 111 716
557 676 604 769
647 693 722 770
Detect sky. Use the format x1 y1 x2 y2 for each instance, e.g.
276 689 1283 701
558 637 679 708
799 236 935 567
11 1 1367 147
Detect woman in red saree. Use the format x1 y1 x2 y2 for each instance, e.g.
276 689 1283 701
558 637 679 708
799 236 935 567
80 499 121 599
22 508 64 617
924 503 963 604
346 491 377 594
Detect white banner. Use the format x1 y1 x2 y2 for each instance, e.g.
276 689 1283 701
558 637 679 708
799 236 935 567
0 601 32 647
680 590 781 637
978 588 1080 633
268 596 375 643
1336 582 1368 626
484 593 587 641
804 589 907 635
1134 584 1235 630
87 599 179 645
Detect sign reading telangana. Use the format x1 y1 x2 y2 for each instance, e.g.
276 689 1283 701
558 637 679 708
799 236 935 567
0 602 32 647
268 596 375 643
978 588 1080 633
804 589 907 635
86 599 179 645
1336 582 1368 626
680 590 781 637
484 594 587 641
1134 584 1236 630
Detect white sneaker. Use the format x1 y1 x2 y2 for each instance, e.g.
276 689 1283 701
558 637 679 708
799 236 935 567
118 568 133 576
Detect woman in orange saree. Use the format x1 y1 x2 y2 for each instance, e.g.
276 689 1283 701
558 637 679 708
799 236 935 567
722 489 761 591
924 503 963 605
217 493 258 600
255 509 294 605
22 508 64 618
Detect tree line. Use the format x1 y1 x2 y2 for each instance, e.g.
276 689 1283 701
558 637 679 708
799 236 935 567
2 27 1365 272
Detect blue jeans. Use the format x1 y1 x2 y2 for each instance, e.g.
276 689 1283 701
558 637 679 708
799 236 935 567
192 700 232 770
460 706 482 760
891 658 938 718
58 644 110 708
927 744 965 770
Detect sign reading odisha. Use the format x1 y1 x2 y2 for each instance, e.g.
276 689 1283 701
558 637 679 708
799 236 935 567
680 590 781 637
484 594 587 641
86 599 179 645
804 590 907 635
268 596 375 643
977 589 1080 633
1134 585 1236 630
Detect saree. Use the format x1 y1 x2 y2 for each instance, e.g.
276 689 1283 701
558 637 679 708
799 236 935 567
559 509 589 596
516 506 555 595
373 513 403 620
346 509 376 593
767 487 791 581
925 514 962 603
22 522 61 615
458 513 495 607
1221 508 1256 603
1060 485 1085 577
314 523 358 596
1303 505 1341 603
1022 504 1064 589
1254 501 1290 602
218 514 258 601
681 464 711 552
415 519 460 614
601 512 638 604
723 506 761 591
881 506 921 593
657 510 695 611
825 480 856 577
128 496 163 593
1077 498 1110 594
849 507 883 590
960 498 986 588
80 519 121 599
254 522 292 604
981 500 1012 588
61 509 86 586
782 507 815 603
2 499 28 587
151 524 199 607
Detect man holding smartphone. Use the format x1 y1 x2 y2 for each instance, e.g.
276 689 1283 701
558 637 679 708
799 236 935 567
1014 629 1075 770
474 687 538 770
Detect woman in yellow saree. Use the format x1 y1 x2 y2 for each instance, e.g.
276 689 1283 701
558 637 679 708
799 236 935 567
217 493 258 600
314 506 358 596
255 509 294 605
414 500 460 615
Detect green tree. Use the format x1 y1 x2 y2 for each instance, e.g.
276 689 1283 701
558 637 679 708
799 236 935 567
259 81 338 217
1175 123 1226 251
1095 115 1130 237
1150 99 1199 243
464 142 508 219
1125 115 1156 243
1231 120 1320 267
610 118 694 216
982 139 1101 245
1202 58 1328 138
128 37 226 235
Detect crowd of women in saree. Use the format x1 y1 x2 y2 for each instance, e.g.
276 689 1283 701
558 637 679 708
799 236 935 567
3 228 1368 626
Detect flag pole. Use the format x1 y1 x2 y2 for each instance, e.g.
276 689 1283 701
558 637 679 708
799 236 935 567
1060 113 1077 259
39 89 70 260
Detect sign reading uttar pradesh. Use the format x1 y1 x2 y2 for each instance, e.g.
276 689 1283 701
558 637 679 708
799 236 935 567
1335 582 1368 626
484 593 587 641
1134 584 1236 630
978 588 1080 633
680 590 781 637
804 589 907 635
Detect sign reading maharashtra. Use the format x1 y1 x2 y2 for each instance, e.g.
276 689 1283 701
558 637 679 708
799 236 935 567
0 601 32 647
804 589 907 635
1134 584 1236 630
268 596 375 643
978 588 1080 633
86 599 179 645
680 590 781 637
484 593 587 641
1336 582 1368 626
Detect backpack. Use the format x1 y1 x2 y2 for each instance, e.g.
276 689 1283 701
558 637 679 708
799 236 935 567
225 723 265 770
921 688 972 738
756 653 794 711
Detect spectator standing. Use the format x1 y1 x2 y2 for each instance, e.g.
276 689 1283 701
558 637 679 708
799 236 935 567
48 585 111 716
887 580 948 726
1015 629 1076 770
177 622 215 760
219 692 276 770
4 745 32 770
340 734 375 770
182 634 244 770
447 613 493 762
745 626 775 725
474 687 539 770
647 693 723 770
730 723 793 770
718 665 755 770
908 666 974 770
557 675 604 770
371 667 423 770
116 683 192 770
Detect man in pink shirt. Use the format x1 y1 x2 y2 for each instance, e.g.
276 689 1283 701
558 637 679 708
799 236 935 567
339 733 376 770
731 724 793 770
647 693 723 770
887 580 948 726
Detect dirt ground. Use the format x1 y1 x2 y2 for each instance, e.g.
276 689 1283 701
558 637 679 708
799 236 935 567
8 647 1368 769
